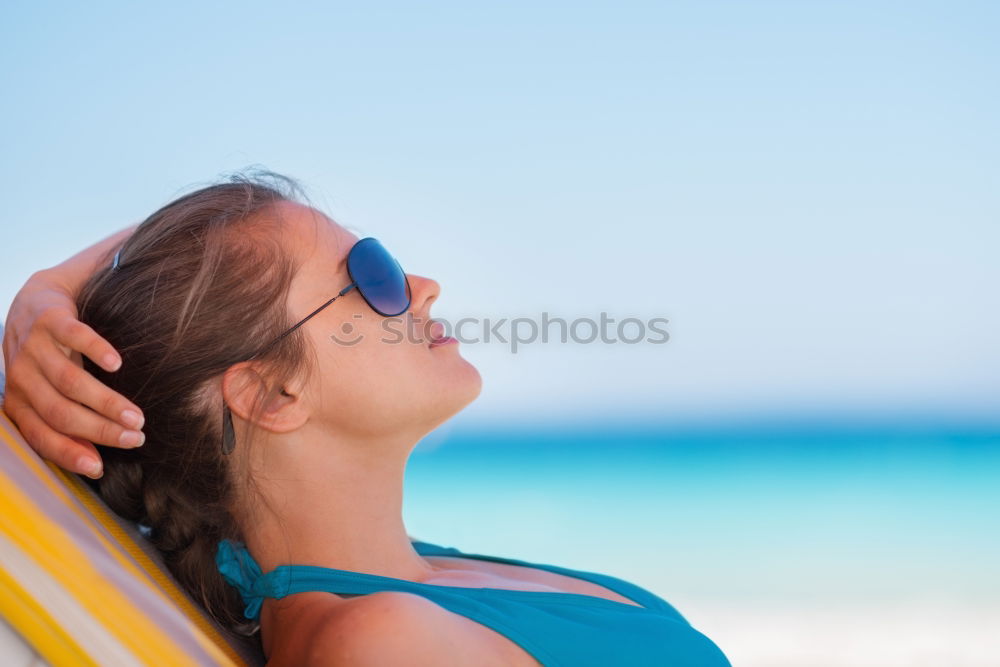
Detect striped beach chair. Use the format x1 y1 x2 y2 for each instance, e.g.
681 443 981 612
0 325 265 666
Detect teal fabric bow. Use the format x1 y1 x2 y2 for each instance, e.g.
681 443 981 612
216 538 289 621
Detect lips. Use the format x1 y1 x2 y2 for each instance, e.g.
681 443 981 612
428 320 458 348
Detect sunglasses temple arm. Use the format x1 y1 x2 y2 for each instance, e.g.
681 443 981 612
247 284 357 360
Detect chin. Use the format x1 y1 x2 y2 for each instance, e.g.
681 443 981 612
448 357 483 410
427 358 483 427
462 363 484 404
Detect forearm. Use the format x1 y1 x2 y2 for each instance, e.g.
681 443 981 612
34 223 138 297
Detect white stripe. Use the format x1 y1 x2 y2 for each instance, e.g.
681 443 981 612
0 532 143 667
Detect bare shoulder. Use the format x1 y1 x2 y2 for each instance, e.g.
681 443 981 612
290 591 540 667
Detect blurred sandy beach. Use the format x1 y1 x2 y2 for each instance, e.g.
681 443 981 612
686 597 1000 667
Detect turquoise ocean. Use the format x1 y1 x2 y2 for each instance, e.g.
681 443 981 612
404 419 1000 666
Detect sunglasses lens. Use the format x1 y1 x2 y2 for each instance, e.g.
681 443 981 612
348 238 411 316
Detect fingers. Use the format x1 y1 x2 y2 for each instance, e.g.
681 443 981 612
35 337 144 434
13 362 145 451
5 398 104 478
47 309 121 372
2 282 141 478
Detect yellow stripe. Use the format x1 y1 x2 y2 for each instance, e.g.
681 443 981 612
0 412 83 505
0 563 98 667
0 414 244 664
0 418 175 602
0 416 141 572
0 469 228 665
56 467 247 666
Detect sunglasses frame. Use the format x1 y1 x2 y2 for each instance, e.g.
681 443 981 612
221 236 411 454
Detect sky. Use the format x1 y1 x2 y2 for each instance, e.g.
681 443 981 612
1 1 997 426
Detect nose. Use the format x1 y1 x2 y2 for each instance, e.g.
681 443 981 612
407 274 440 318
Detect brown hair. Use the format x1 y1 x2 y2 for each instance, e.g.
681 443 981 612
77 170 317 637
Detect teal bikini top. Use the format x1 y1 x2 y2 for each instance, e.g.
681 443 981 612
216 538 731 667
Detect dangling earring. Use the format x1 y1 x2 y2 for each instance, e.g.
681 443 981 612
222 406 236 455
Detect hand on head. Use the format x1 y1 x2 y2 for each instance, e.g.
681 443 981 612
2 270 145 479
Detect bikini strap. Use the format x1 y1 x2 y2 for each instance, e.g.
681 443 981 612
216 538 292 621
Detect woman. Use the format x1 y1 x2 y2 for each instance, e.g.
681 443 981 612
2 172 731 666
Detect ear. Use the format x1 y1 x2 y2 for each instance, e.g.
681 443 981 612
221 362 309 434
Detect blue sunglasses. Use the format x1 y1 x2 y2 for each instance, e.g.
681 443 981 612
222 237 411 454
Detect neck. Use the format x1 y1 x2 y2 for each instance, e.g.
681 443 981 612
239 423 437 582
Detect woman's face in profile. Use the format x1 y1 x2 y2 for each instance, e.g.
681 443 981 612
277 200 482 438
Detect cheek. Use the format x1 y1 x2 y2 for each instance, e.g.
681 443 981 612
309 318 479 424
311 321 421 407
307 348 388 428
